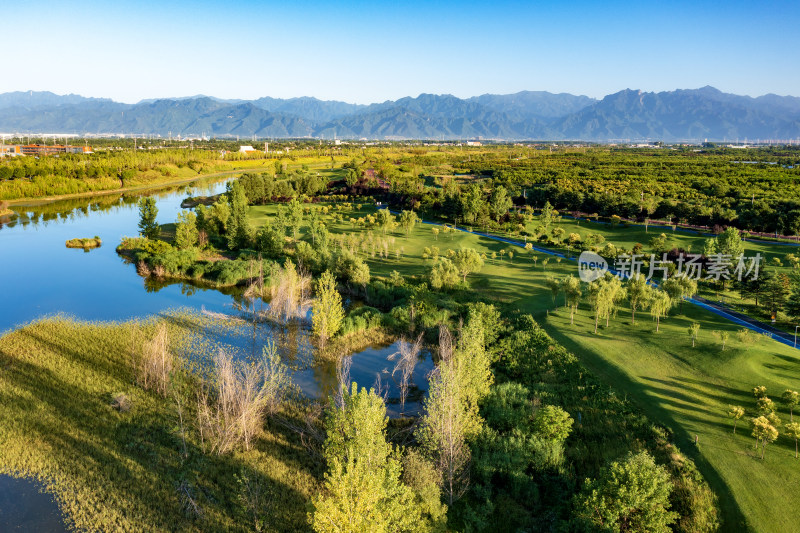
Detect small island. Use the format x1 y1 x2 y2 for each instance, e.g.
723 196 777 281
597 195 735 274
66 236 102 250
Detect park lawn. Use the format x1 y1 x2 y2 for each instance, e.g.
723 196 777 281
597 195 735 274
247 203 799 532
521 216 798 264
518 216 800 332
543 305 800 533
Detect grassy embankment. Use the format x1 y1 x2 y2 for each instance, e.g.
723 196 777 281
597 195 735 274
1 154 339 204
0 312 321 532
247 202 800 533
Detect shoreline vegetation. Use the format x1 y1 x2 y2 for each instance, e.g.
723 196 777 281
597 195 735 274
5 168 249 206
65 236 102 249
0 200 13 218
0 312 323 532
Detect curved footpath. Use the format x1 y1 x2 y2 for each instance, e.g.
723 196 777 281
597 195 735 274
391 209 800 351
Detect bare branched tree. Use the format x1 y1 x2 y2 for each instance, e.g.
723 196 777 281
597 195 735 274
417 324 471 506
333 356 352 412
266 260 312 323
196 343 289 454
178 480 203 520
390 333 424 415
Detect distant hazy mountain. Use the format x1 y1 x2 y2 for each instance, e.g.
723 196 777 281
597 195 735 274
251 97 366 123
0 91 112 111
0 88 797 141
551 87 800 141
468 91 596 120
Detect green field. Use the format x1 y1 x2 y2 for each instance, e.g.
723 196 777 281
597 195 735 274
0 313 320 532
247 203 800 532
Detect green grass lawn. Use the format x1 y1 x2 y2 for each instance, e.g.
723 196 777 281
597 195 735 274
518 216 800 333
248 203 800 532
0 314 321 532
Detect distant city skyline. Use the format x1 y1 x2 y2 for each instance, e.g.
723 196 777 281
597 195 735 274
1 0 798 104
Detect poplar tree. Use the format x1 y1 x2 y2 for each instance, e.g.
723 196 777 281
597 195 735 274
310 384 420 533
627 274 652 325
174 210 198 249
312 271 345 349
138 197 159 240
226 180 251 250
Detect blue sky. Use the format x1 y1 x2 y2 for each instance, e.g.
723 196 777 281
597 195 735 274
1 0 798 103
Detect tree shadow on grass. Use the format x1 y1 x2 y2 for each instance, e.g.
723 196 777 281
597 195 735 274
544 323 751 532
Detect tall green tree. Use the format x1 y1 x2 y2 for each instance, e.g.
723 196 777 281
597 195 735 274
649 289 673 332
399 210 420 237
138 197 159 240
226 180 251 250
174 210 198 250
376 208 395 235
286 198 304 243
489 185 513 222
573 451 678 532
451 248 484 282
312 271 345 349
310 384 421 533
626 274 652 325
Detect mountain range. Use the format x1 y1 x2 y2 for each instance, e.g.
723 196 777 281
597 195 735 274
1 87 798 142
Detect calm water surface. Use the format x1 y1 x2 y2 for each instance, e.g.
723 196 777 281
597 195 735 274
0 178 234 333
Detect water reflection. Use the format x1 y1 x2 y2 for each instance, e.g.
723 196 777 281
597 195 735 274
177 312 433 417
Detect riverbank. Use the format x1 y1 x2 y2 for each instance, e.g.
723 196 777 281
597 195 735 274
5 169 247 207
0 313 322 532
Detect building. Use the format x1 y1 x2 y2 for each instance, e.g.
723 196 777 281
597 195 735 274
18 144 92 156
0 145 23 157
238 145 256 153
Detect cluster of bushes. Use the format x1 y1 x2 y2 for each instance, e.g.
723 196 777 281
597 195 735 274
339 305 385 336
458 313 720 531
117 236 271 286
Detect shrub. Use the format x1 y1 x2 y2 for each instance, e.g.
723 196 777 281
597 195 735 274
111 392 131 413
133 324 173 397
150 249 199 275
